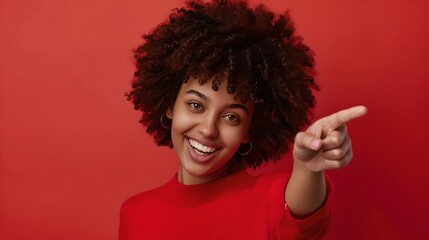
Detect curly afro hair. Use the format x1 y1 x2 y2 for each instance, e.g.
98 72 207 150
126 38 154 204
126 0 319 170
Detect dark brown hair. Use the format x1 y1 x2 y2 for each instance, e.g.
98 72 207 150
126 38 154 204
126 0 318 170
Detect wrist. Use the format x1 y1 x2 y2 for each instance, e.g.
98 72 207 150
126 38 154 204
293 158 325 175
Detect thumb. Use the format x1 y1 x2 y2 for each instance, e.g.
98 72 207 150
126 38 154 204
293 131 322 162
295 131 322 151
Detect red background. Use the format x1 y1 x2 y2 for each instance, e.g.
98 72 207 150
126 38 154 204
1 0 428 239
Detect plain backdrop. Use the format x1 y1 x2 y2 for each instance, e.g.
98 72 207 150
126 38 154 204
1 0 428 239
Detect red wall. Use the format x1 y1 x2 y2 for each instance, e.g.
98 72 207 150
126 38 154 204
1 0 428 239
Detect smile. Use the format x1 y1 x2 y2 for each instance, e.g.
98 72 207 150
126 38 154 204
188 138 219 155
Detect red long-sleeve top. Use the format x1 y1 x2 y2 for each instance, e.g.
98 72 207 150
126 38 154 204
119 170 331 239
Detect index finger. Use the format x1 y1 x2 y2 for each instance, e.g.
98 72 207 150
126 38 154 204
324 105 368 129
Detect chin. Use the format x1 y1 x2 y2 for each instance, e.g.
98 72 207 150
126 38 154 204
182 161 218 176
181 156 231 180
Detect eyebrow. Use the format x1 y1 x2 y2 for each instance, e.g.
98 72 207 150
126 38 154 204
185 89 249 113
186 89 207 100
224 103 249 114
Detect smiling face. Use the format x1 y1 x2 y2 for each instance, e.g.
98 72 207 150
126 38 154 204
167 76 254 185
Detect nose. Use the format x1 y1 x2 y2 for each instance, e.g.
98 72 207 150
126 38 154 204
198 112 219 138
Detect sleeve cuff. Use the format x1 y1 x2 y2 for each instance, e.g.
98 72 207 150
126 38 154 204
283 174 333 231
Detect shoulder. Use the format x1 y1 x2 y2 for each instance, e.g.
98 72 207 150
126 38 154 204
252 172 290 192
215 171 290 194
122 189 157 207
120 181 169 215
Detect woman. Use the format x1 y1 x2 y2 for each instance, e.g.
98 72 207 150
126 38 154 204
120 0 367 239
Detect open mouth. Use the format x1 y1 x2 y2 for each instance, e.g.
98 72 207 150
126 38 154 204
187 138 219 155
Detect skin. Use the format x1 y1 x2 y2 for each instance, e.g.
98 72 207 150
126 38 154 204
167 76 254 185
167 75 367 217
287 106 368 217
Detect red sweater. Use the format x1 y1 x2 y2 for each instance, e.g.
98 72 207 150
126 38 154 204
119 171 331 239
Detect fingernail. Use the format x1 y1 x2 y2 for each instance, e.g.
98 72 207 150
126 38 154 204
311 140 321 150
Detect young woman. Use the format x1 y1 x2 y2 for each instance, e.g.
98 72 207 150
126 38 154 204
120 0 367 239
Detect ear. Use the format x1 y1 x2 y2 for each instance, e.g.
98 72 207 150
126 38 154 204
166 108 173 119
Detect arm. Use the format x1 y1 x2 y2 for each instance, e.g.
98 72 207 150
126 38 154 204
285 106 367 218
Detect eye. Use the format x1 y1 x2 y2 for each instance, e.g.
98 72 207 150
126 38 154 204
223 113 241 123
188 102 203 111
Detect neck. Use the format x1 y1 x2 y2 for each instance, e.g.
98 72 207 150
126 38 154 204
178 164 233 185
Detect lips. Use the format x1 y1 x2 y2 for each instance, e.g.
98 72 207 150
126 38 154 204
185 137 221 163
188 138 218 154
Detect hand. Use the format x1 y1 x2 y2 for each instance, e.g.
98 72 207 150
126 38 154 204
293 106 368 172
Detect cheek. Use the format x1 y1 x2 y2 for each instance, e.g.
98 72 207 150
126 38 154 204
220 125 247 148
171 111 195 135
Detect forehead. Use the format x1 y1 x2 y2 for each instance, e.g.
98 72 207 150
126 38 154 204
181 76 238 102
178 76 254 111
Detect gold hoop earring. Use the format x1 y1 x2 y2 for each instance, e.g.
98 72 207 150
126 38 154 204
160 113 171 129
238 142 252 156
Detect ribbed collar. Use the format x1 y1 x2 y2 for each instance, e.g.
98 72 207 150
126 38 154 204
158 170 254 208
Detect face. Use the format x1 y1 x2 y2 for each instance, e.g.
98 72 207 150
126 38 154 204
167 76 254 185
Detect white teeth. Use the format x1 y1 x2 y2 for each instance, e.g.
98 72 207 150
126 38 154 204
188 138 217 154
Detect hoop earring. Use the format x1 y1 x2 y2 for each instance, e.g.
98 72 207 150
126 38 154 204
238 142 252 156
160 113 171 129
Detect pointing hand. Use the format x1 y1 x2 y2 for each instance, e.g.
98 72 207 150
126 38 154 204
293 106 368 172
